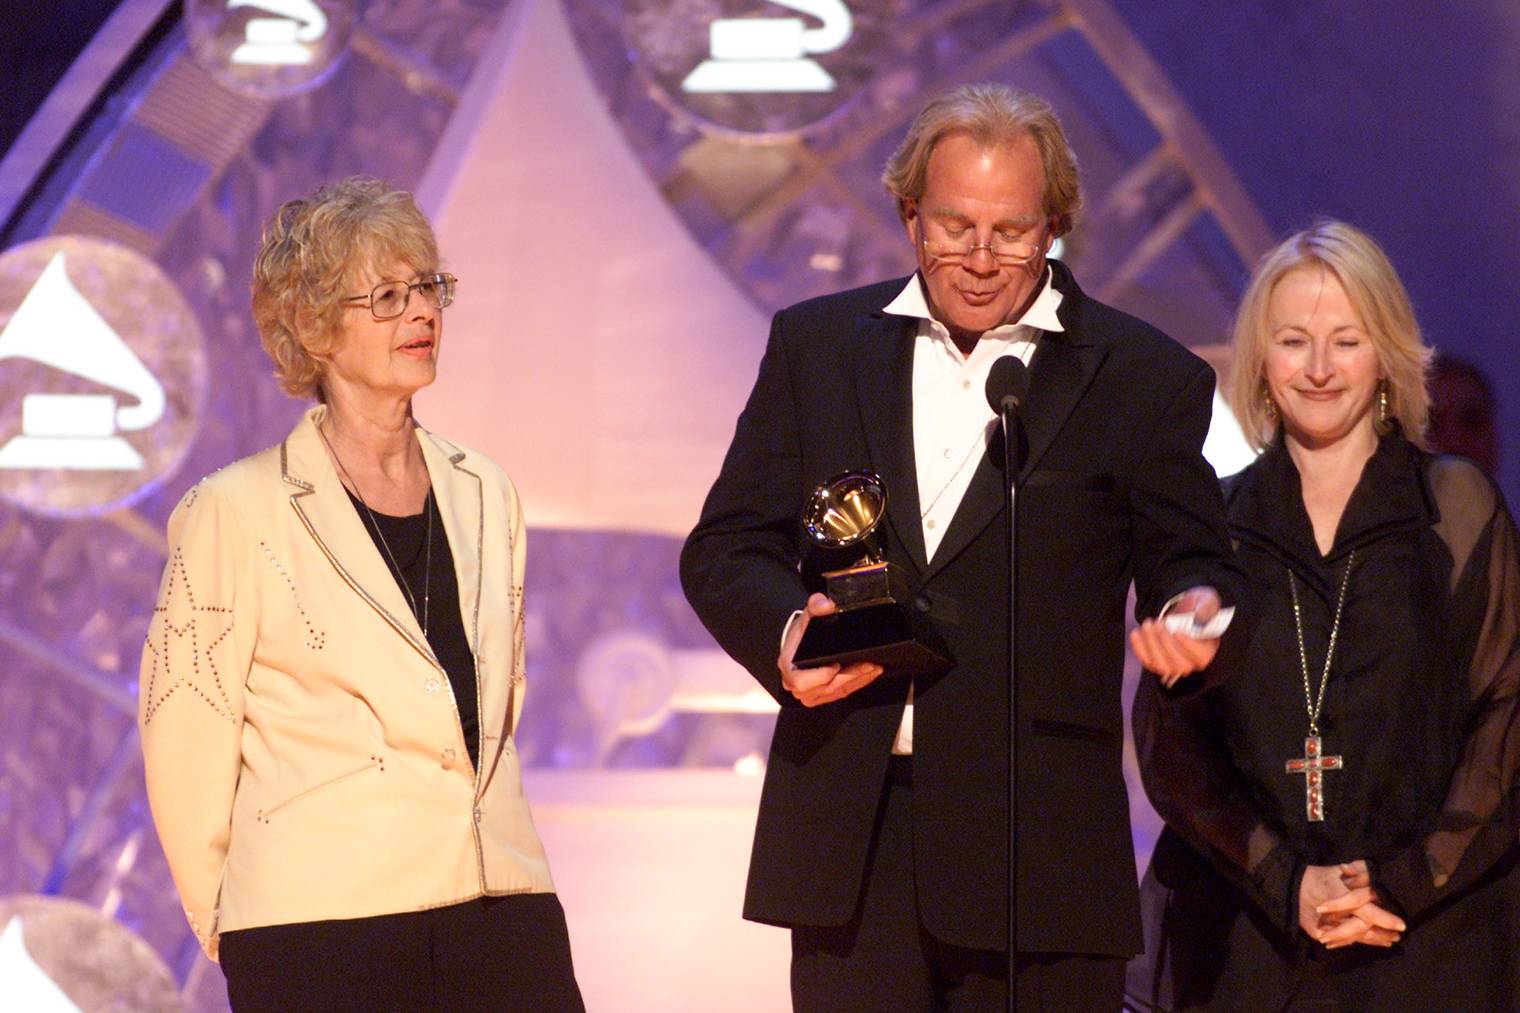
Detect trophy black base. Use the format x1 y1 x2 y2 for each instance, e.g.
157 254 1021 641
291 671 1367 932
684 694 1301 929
793 601 954 677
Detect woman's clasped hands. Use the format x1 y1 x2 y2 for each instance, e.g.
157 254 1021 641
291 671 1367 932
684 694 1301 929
1298 859 1406 949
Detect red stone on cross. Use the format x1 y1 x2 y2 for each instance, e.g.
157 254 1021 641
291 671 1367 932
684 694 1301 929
1285 734 1343 822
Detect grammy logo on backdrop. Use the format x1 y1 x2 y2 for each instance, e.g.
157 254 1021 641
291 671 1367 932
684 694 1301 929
0 236 206 516
0 897 183 1010
228 0 330 66
0 253 165 472
0 917 81 1013
185 0 354 99
682 0 854 93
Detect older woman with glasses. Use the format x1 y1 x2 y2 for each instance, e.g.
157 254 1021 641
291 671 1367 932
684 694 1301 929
138 176 583 1011
1129 221 1520 1011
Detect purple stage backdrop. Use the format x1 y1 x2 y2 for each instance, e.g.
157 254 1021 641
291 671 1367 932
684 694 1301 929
1 1 1516 1009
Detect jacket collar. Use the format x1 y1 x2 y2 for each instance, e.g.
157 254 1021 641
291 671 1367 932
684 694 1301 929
880 268 1066 338
279 405 484 671
1227 428 1436 589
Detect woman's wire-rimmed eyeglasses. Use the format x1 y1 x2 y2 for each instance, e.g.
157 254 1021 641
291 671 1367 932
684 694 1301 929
342 273 457 320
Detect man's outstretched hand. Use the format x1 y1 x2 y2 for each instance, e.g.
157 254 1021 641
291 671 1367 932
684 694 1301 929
1130 586 1223 687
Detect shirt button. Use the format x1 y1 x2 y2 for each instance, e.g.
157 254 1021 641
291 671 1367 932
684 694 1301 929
926 519 937 530
962 379 971 390
472 806 482 822
441 747 457 768
943 448 953 459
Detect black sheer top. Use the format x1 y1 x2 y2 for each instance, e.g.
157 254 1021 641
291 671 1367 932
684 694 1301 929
347 489 480 770
1131 432 1520 1008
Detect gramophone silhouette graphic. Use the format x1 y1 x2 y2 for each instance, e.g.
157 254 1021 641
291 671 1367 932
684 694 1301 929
0 917 81 1012
0 252 165 472
682 0 854 93
228 0 329 66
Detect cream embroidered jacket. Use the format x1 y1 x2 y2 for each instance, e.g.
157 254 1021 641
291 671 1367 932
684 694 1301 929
138 406 555 960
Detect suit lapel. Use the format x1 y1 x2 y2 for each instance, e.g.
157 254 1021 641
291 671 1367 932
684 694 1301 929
922 433 1005 583
1015 331 1107 483
418 430 482 659
852 310 928 576
281 406 440 670
417 428 501 793
921 262 1108 582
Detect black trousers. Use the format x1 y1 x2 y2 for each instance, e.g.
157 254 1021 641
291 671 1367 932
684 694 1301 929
791 757 1125 1012
219 893 584 1013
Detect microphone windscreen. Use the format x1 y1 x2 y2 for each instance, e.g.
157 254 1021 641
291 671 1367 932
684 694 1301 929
984 355 1031 415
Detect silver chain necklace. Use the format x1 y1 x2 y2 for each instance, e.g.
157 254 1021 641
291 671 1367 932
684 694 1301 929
1283 549 1355 822
320 422 434 636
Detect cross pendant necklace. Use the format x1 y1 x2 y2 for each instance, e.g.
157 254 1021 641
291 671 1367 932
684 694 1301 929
1285 734 1341 822
1284 550 1355 822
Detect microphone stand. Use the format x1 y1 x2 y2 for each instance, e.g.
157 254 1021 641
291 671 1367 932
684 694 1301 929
1000 397 1022 1012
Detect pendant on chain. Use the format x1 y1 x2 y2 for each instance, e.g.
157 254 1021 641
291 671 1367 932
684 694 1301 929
1285 734 1343 822
1282 550 1356 823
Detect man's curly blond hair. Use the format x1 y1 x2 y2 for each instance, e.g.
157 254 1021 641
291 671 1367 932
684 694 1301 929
252 176 440 400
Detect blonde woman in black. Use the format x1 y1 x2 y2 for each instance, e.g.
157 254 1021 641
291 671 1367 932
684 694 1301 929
1131 221 1520 1012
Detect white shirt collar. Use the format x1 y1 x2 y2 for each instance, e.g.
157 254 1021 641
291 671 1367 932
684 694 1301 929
882 264 1065 337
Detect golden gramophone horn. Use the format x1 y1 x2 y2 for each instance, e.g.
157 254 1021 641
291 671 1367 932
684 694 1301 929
802 471 887 548
793 469 952 675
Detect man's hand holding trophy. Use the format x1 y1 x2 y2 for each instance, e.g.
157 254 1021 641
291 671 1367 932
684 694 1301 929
777 471 953 706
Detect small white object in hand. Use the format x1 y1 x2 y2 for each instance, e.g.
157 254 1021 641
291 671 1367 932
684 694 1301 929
1161 605 1235 640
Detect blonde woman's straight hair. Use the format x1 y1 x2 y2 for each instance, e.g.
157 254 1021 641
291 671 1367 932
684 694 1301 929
1227 220 1431 451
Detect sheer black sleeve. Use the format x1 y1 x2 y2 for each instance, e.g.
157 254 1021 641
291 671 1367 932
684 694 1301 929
1127 364 1251 696
1375 459 1520 920
1134 673 1304 935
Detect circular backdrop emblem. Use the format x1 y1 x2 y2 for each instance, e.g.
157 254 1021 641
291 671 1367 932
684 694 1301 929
184 0 358 99
620 0 901 139
0 895 181 1011
0 237 207 517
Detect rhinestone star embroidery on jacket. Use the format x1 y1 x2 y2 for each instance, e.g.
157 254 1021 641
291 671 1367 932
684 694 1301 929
143 548 237 724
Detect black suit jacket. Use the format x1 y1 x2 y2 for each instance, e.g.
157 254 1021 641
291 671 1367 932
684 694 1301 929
680 262 1246 956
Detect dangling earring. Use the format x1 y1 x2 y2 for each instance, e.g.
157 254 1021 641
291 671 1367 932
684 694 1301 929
1262 381 1278 422
1377 380 1390 428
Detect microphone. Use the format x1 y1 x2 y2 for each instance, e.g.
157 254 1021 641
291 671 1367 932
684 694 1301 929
984 355 1030 417
984 359 1029 986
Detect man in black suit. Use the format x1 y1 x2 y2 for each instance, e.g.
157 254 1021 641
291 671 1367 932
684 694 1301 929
680 83 1246 1011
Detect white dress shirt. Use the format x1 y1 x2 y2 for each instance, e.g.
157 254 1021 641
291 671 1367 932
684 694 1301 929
881 269 1063 753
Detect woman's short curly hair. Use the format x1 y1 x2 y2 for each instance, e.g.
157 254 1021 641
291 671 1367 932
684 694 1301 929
252 176 440 399
881 83 1082 236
